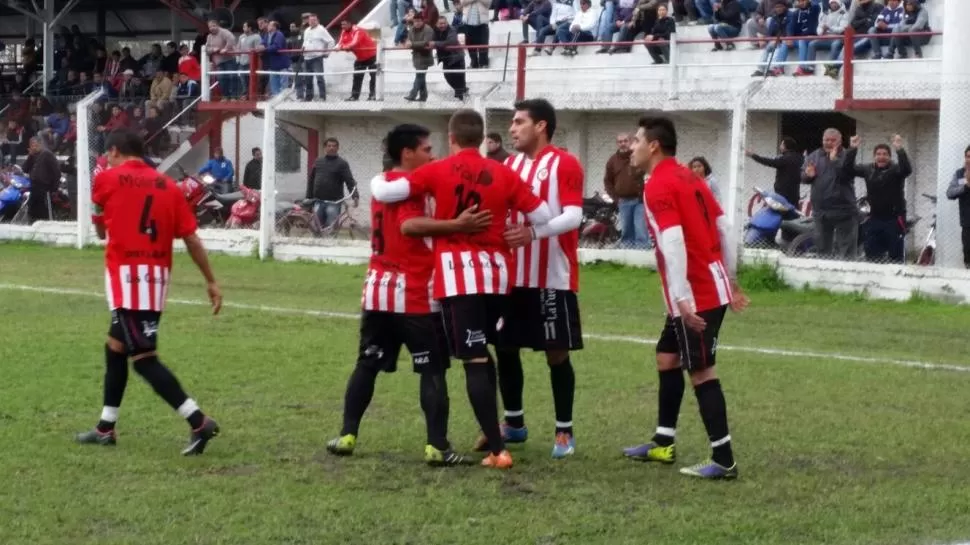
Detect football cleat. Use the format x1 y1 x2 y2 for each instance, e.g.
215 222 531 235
679 460 738 480
551 432 575 459
181 418 220 456
472 423 528 452
75 428 117 446
326 434 357 456
480 450 514 469
424 445 473 467
622 442 676 464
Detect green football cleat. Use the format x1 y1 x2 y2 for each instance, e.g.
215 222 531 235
326 434 357 456
424 444 473 467
622 442 676 464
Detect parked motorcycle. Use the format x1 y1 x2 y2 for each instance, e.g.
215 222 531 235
0 170 29 222
175 168 240 227
786 197 918 260
743 187 812 249
580 192 620 247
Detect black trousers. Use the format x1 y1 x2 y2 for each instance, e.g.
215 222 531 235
27 190 53 223
351 57 378 98
442 61 467 95
462 24 490 68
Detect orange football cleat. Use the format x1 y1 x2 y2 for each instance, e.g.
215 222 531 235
481 450 514 469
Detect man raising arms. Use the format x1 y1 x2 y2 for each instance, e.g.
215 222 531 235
371 110 553 469
484 98 585 459
326 123 492 466
76 129 222 455
624 116 748 480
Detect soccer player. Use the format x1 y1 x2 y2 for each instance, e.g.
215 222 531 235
75 129 223 456
623 116 749 480
326 123 494 466
485 98 585 459
371 109 553 469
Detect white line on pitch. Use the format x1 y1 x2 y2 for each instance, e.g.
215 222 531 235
2 282 969 374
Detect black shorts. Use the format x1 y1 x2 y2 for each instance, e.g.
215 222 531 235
500 287 583 352
358 311 451 374
439 294 507 361
109 309 162 356
655 305 727 372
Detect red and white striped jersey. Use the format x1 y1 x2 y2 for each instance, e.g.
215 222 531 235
93 159 197 312
505 146 584 292
643 158 733 316
361 171 437 314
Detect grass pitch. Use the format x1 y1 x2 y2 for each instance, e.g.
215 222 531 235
1 243 969 545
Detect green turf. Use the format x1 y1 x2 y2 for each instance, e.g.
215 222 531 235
1 243 969 545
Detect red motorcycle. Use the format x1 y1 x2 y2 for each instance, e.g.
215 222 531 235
226 185 260 229
580 192 620 247
176 170 240 227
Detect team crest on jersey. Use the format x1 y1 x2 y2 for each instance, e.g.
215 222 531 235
536 168 549 182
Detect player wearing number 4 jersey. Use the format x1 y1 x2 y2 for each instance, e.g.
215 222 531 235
372 109 553 469
477 98 585 459
76 130 223 456
326 124 493 467
622 116 750 480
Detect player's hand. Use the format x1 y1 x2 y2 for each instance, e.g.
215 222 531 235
849 135 861 149
455 204 493 233
504 223 533 249
892 134 904 150
676 300 706 332
207 282 223 315
729 281 749 313
804 163 816 178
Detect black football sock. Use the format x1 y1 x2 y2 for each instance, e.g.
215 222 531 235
97 345 129 432
464 361 504 455
694 379 734 467
340 364 379 437
419 372 450 451
652 368 685 447
133 356 206 430
496 348 525 428
549 357 575 436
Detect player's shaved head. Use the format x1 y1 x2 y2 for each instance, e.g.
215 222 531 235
386 123 432 166
105 129 145 160
448 109 485 149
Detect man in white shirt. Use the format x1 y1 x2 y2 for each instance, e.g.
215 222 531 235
555 0 598 55
301 13 336 101
532 0 575 55
236 21 263 99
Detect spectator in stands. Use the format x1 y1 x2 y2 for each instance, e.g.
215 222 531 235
751 1 792 77
594 0 633 53
432 16 468 100
603 133 648 248
0 120 25 166
22 137 60 223
644 4 676 63
828 0 882 78
178 44 202 82
694 0 715 24
843 133 911 263
534 0 575 54
258 20 290 96
460 0 491 68
206 19 239 100
418 0 442 26
708 0 744 51
491 0 522 22
802 127 858 260
200 147 235 193
945 146 970 268
609 0 660 55
806 0 848 75
176 71 201 109
486 132 510 162
396 8 418 45
522 0 553 43
238 21 263 99
557 0 598 55
97 105 129 141
788 0 821 75
594 0 617 48
93 72 118 100
745 136 802 212
119 48 139 73
161 42 180 75
391 0 408 27
307 137 358 228
743 0 779 48
143 107 168 156
58 70 80 96
870 0 903 59
302 14 335 102
335 20 378 101
77 71 94 94
139 44 164 80
146 70 173 115
288 22 305 98
93 47 108 75
61 113 77 153
30 96 52 117
243 147 263 189
405 13 435 102
39 108 69 150
670 0 699 23
689 156 721 202
115 69 137 103
889 0 929 58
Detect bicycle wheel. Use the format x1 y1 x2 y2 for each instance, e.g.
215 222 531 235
916 246 934 266
785 232 815 258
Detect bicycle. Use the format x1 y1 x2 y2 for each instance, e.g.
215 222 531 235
277 190 369 240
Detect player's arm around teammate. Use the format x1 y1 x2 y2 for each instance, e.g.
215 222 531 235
623 116 748 480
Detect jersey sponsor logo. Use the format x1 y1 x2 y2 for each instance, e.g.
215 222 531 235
364 345 385 360
141 319 159 339
465 329 487 347
412 351 430 365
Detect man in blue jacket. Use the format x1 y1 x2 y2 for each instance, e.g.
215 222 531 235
199 147 235 193
751 1 791 76
259 20 291 96
788 0 820 75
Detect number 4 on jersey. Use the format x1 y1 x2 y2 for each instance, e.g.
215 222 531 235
139 196 158 243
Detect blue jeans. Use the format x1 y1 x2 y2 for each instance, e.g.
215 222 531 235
759 41 789 71
216 59 237 98
314 201 342 229
391 0 409 26
708 23 740 45
302 57 326 99
737 0 758 15
535 21 568 47
522 14 548 41
618 198 650 248
269 73 285 96
555 25 593 45
794 38 813 70
831 36 872 68
694 0 714 21
596 0 616 42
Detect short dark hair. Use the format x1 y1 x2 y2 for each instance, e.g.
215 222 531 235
252 147 261 154
689 156 712 176
105 129 145 158
324 137 339 146
386 124 431 166
513 98 556 140
637 116 677 156
486 132 502 143
965 145 970 155
449 109 485 148
873 143 891 155
781 136 797 152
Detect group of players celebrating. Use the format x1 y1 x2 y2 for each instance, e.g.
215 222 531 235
76 98 748 481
